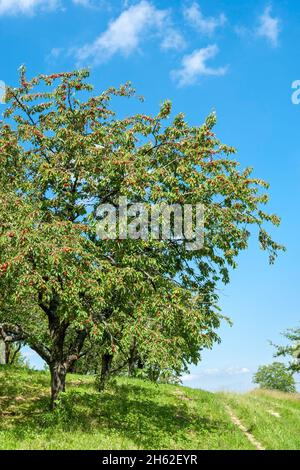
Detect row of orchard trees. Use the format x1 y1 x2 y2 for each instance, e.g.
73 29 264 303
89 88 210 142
0 68 283 408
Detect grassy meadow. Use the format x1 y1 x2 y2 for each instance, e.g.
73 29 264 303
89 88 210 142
0 366 299 450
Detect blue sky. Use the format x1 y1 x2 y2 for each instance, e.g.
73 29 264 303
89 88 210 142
1 0 299 392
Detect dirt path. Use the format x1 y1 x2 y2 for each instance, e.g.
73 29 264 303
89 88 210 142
224 404 266 450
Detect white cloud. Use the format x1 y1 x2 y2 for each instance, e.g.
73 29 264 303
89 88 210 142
234 25 248 38
0 0 59 15
72 0 113 13
256 5 280 47
201 367 251 376
184 2 226 36
181 367 251 381
171 45 227 87
72 0 105 7
181 373 200 382
225 366 250 376
201 368 221 376
50 47 63 58
161 28 186 51
46 47 63 63
72 0 90 6
75 0 170 64
73 0 90 5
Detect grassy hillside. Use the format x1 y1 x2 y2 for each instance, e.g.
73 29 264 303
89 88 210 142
218 389 300 450
0 366 299 450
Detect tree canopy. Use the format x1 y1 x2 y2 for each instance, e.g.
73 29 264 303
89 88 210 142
273 326 300 373
253 362 296 393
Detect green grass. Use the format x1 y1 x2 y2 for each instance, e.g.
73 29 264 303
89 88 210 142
0 366 299 450
218 389 300 450
0 366 250 450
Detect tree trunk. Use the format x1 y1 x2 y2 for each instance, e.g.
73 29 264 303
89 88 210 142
5 342 11 364
0 342 12 364
0 340 5 365
128 338 137 376
50 362 67 409
98 353 113 391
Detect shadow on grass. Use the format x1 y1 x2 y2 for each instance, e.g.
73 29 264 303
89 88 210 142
1 375 228 449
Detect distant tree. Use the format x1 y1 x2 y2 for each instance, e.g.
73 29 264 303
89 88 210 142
0 337 28 367
273 326 300 373
0 342 21 365
253 362 296 393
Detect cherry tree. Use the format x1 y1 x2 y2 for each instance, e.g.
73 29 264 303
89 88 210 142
0 68 284 407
